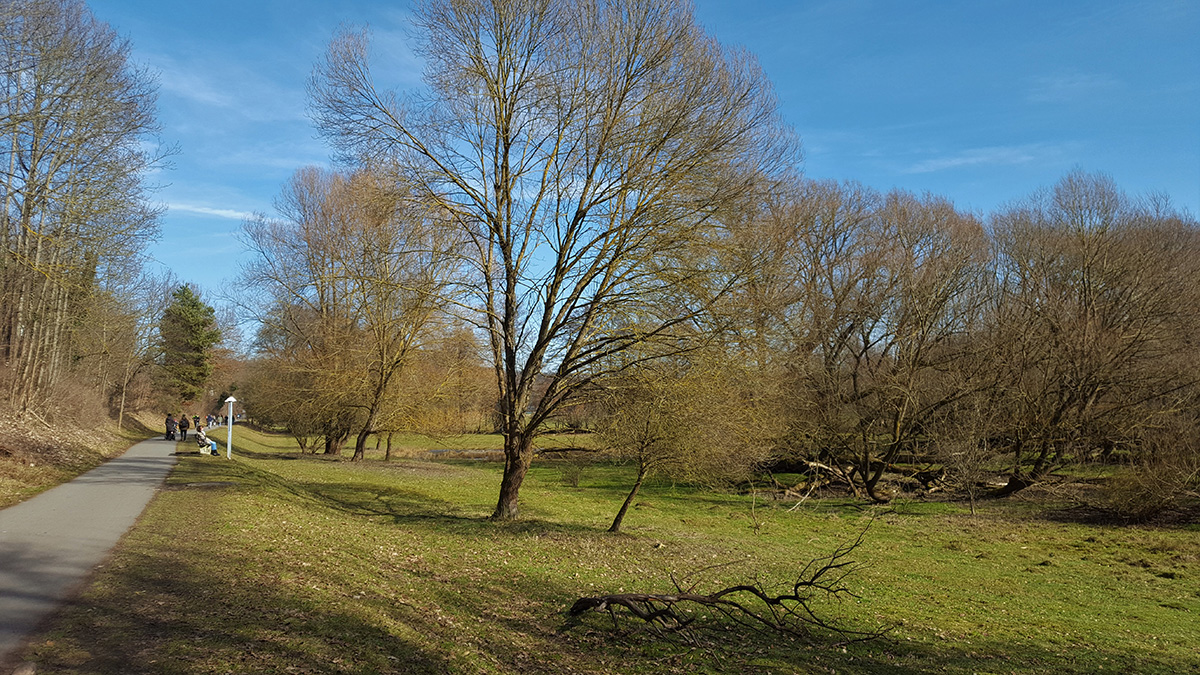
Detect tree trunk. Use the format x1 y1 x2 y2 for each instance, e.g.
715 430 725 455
352 427 370 461
988 473 1035 498
493 432 535 520
324 431 346 455
117 381 128 430
609 464 648 534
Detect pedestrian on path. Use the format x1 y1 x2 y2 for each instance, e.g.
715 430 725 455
178 414 189 441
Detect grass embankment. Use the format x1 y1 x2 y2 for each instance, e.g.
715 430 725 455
0 414 157 508
19 427 1200 674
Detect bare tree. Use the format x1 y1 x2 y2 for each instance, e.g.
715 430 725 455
735 179 991 501
241 166 460 459
986 171 1200 494
310 0 793 518
597 352 772 533
72 267 178 428
0 0 167 411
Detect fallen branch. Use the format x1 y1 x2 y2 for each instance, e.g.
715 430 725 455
567 525 889 645
25 409 53 430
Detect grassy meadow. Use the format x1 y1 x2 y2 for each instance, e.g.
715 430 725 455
17 427 1199 674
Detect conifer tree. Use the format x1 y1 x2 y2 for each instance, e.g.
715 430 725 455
159 285 221 403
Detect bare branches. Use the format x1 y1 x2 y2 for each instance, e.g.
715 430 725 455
567 526 888 646
309 0 794 519
1 0 168 410
238 166 465 458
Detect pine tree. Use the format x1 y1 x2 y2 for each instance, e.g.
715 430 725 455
159 286 221 402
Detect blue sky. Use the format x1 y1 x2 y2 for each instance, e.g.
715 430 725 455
87 0 1199 299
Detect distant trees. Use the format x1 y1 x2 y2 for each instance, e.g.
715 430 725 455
984 171 1200 495
733 179 990 501
240 166 464 458
310 0 793 518
74 270 178 428
0 0 167 412
717 171 1200 508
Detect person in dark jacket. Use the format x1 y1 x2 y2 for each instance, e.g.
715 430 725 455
178 414 190 441
165 414 177 440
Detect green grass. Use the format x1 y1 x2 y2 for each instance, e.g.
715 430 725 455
263 428 595 458
19 427 1200 674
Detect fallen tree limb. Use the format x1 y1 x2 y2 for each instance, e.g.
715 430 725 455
567 525 889 646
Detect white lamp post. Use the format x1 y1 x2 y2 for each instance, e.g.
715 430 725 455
224 396 237 459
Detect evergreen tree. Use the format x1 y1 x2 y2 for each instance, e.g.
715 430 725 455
159 286 221 402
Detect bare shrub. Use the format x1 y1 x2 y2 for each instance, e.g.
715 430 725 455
1090 420 1200 522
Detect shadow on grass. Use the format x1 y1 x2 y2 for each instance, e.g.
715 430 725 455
299 479 605 541
20 449 1200 674
69 435 1193 674
177 452 602 541
22 546 450 674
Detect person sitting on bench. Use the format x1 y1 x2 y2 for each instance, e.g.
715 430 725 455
195 424 212 454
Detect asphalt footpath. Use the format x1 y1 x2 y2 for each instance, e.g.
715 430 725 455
0 437 177 666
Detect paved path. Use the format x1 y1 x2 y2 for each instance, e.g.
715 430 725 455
0 437 177 664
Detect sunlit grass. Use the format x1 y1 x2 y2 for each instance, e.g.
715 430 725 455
248 426 596 460
21 425 1200 674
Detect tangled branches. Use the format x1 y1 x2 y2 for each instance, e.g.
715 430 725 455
567 527 888 645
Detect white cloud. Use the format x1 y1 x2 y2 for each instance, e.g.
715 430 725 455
151 53 308 124
212 142 330 172
168 203 256 221
1027 71 1120 104
902 144 1067 174
158 65 237 108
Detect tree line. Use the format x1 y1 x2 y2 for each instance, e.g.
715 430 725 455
1 0 226 428
228 0 1198 523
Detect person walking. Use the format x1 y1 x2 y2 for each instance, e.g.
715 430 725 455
178 413 190 441
165 414 177 440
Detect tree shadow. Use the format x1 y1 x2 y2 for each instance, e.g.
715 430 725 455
18 547 451 674
298 479 603 540
15 451 1199 675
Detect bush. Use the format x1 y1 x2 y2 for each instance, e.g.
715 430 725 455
1093 424 1200 522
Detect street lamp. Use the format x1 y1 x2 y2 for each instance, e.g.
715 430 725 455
224 396 237 459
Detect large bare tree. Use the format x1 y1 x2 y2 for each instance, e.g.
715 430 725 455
310 0 793 518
